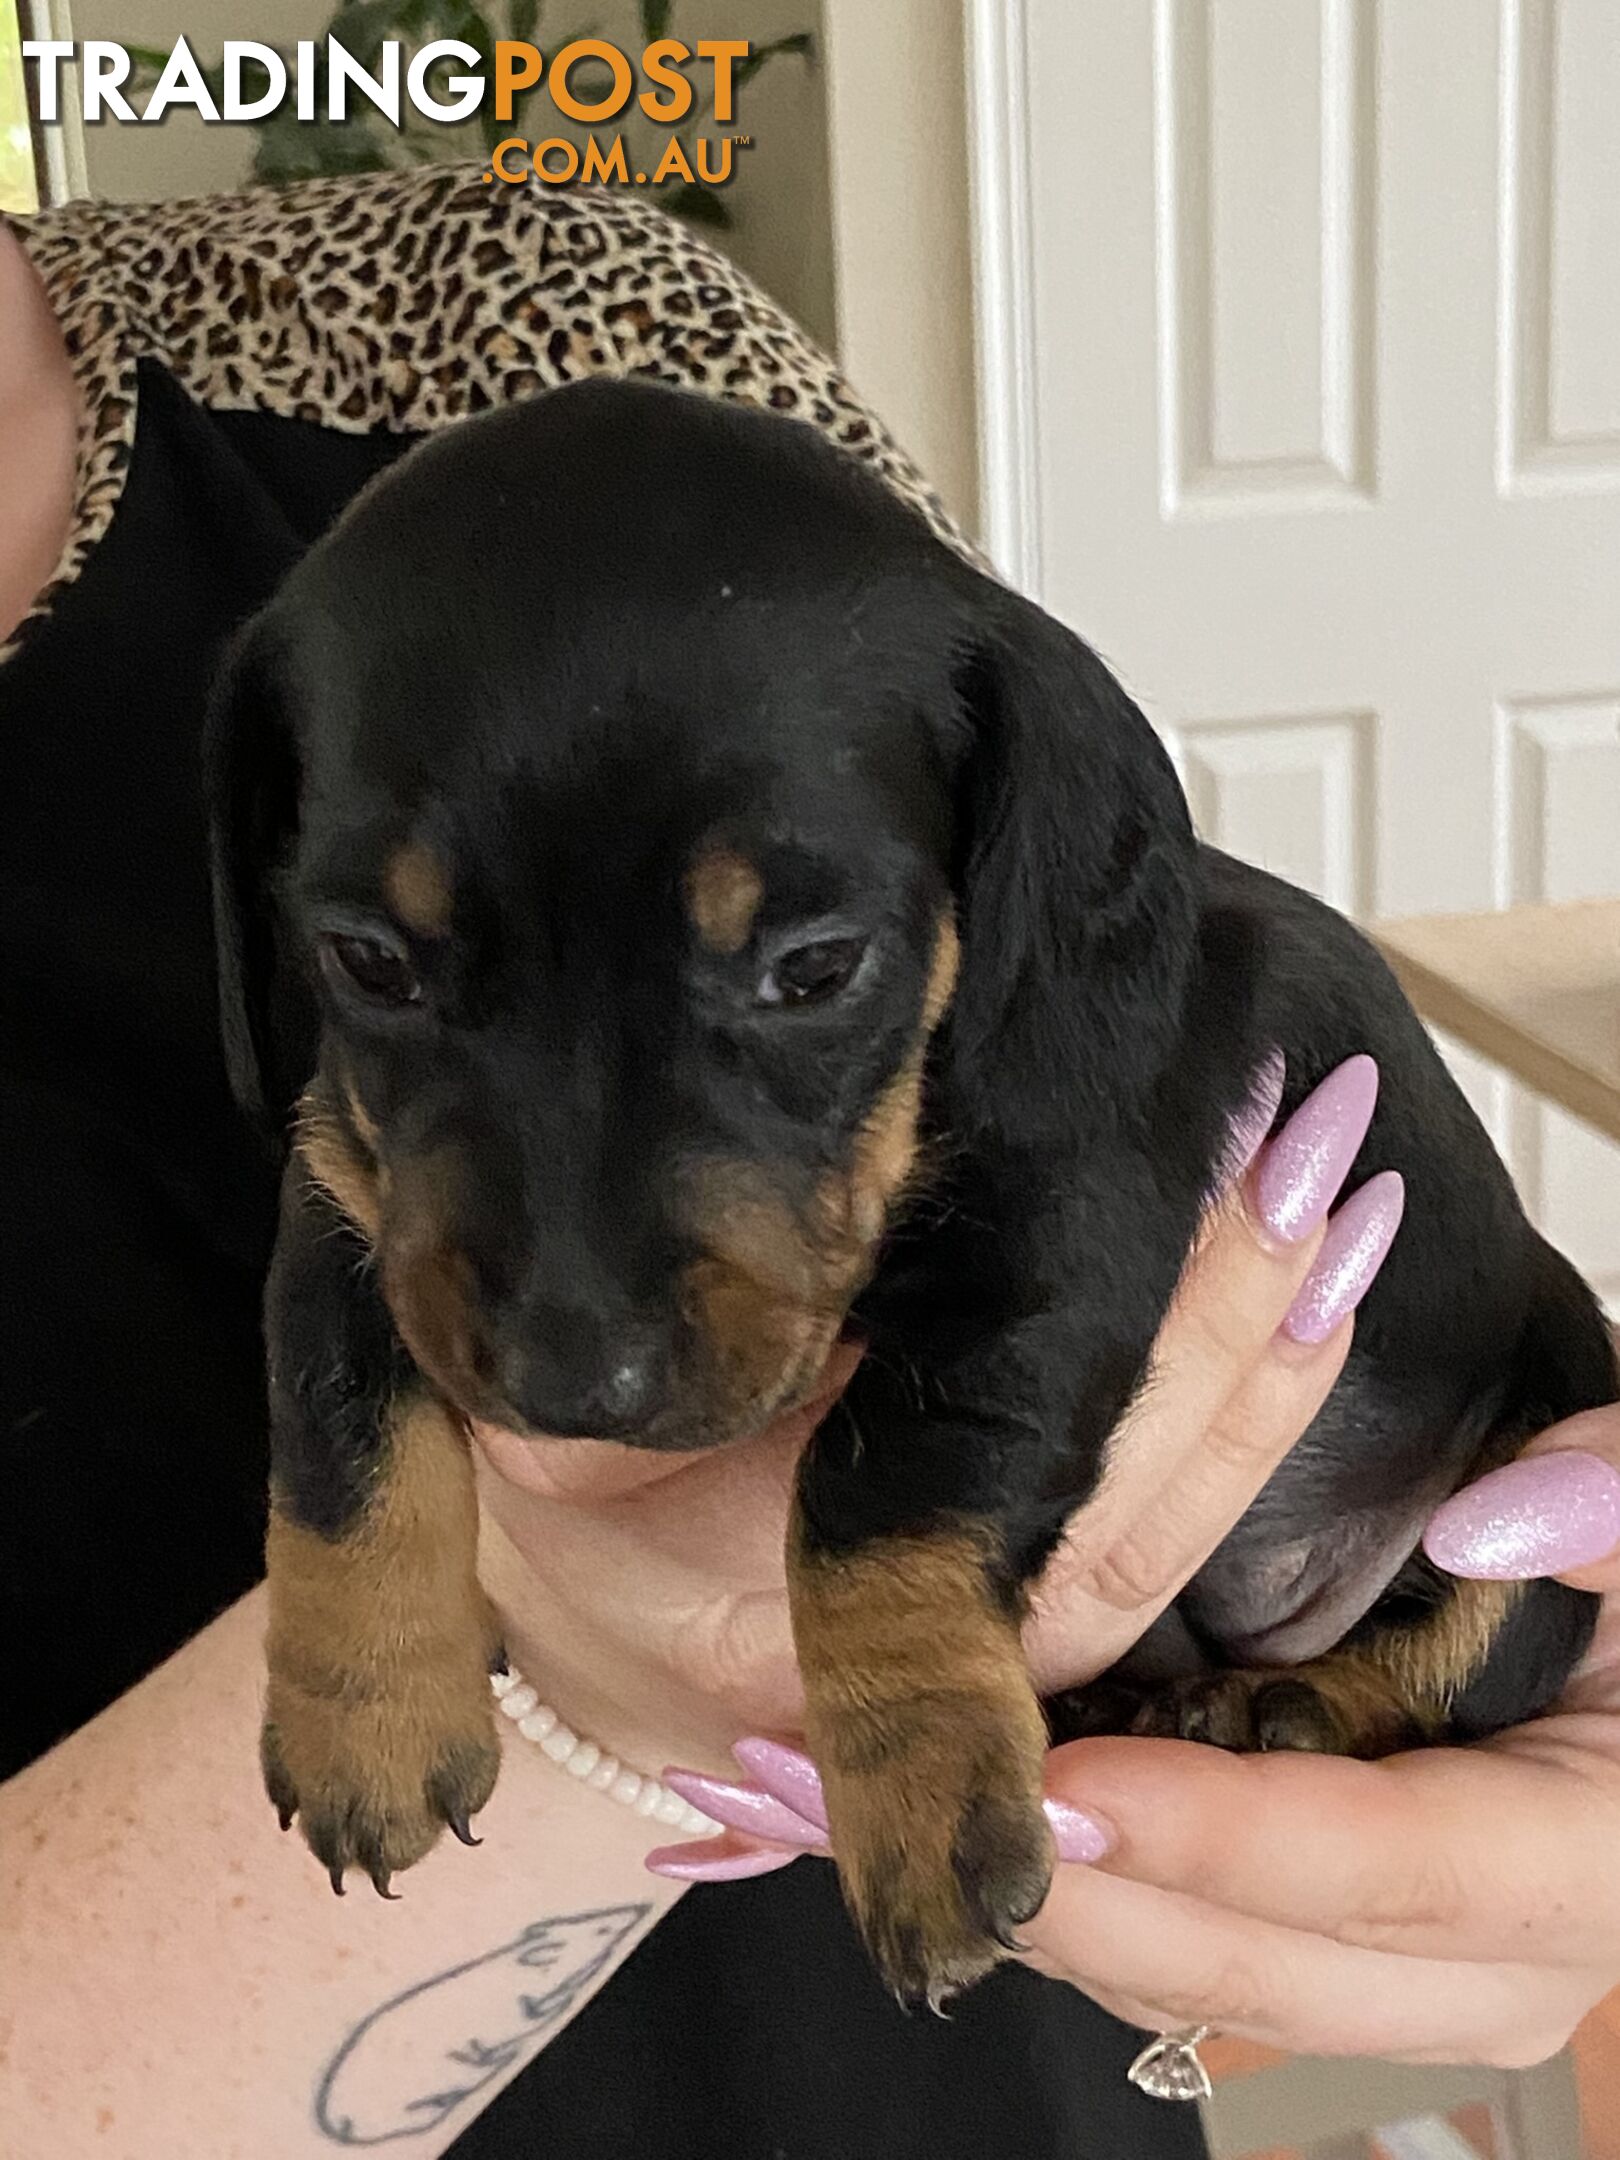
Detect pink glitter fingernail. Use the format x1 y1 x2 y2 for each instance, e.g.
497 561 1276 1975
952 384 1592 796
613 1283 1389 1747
1255 1056 1380 1244
662 1768 826 1849
1424 1451 1620 1579
1281 1171 1405 1345
645 1841 801 1882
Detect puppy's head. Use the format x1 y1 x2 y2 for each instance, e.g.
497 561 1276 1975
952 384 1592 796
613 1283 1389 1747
209 382 1194 1447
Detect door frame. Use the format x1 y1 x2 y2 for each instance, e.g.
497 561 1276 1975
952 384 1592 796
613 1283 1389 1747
964 0 1044 597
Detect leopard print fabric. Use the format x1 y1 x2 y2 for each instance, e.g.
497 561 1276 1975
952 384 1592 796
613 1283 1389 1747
3 165 972 667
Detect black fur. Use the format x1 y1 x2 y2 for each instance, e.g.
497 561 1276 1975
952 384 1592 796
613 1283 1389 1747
264 1164 417 1540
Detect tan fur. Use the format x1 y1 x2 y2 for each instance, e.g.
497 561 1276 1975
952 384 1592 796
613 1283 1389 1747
681 916 961 1424
1137 1578 1525 1756
1319 1576 1523 1741
684 847 764 954
920 914 961 1030
295 1096 488 1415
789 1520 1052 2000
379 1150 492 1413
295 1095 383 1243
678 1167 849 1431
383 843 453 937
344 1077 382 1155
383 1239 488 1413
839 1060 927 1248
264 1395 500 1877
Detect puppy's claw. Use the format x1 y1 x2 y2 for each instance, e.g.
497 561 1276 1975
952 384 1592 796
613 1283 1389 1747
263 1700 502 1902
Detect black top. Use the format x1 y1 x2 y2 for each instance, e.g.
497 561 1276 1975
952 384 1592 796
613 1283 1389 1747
1 335 1203 2160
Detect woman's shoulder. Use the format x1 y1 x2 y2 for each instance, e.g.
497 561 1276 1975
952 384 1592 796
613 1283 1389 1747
7 164 965 662
19 166 957 532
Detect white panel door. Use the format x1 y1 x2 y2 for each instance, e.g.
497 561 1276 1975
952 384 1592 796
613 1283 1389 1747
974 0 1620 1305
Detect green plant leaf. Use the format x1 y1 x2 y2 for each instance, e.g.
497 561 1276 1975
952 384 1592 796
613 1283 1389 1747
123 43 174 80
555 57 618 104
662 180 729 227
326 0 416 67
734 30 814 90
251 109 393 182
124 44 230 103
509 0 540 41
436 0 500 67
639 0 674 39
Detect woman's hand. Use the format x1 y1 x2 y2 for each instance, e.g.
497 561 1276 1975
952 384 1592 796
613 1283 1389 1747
630 1063 1620 2069
680 1390 1620 2068
470 1057 1371 1787
1008 1397 1620 2065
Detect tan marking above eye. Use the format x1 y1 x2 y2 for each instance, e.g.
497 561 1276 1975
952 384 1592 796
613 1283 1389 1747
684 847 764 954
383 843 453 938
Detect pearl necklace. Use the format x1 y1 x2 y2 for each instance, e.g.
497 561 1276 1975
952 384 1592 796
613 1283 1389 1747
492 1665 720 1837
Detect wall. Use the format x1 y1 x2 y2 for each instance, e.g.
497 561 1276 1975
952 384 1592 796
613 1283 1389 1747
821 0 978 533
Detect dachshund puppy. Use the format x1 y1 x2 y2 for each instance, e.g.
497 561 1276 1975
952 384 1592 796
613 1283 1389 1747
207 379 1616 2005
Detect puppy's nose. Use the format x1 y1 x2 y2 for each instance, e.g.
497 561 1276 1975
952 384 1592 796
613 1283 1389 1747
500 1310 669 1440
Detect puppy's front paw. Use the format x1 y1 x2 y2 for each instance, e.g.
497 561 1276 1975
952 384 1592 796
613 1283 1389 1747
262 1394 504 1894
817 1689 1054 2008
264 1663 500 1896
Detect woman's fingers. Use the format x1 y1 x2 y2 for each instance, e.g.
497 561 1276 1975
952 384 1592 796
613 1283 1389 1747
1035 1321 1352 1657
1040 1729 1620 1969
1425 1405 1620 1593
1023 1859 1583 2066
1031 1058 1396 1676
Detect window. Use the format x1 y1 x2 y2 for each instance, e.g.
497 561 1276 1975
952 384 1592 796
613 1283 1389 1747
0 0 35 210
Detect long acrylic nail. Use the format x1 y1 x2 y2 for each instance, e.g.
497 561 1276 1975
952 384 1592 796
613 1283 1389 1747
731 1740 1114 1868
1044 1795 1113 1863
1220 1051 1286 1187
1254 1055 1380 1243
645 1838 801 1883
1282 1170 1405 1344
662 1768 826 1849
732 1737 829 1830
1424 1451 1620 1580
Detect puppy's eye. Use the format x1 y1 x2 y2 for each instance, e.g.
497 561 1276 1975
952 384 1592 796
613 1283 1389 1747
319 932 422 1009
758 936 867 1007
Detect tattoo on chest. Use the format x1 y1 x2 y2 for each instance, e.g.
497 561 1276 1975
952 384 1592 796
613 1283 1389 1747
314 1903 652 2145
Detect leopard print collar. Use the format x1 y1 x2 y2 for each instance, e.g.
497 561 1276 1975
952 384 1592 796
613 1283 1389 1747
4 164 965 668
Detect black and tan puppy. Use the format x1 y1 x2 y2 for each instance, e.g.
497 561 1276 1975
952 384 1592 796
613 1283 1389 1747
208 379 1617 2004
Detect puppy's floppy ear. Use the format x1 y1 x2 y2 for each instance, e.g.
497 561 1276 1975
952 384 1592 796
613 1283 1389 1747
944 580 1198 1149
203 619 315 1138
